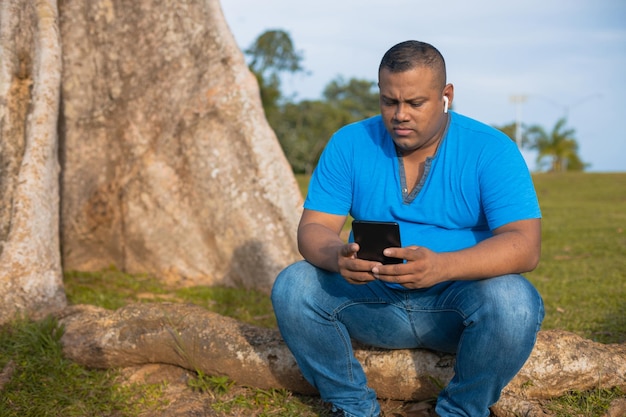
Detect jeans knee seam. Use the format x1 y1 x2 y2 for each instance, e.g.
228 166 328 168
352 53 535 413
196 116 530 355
330 304 366 383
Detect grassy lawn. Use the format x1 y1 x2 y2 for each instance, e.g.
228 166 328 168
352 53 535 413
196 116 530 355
1 172 624 416
529 173 626 343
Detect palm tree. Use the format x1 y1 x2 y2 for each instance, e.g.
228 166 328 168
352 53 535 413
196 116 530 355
526 117 587 172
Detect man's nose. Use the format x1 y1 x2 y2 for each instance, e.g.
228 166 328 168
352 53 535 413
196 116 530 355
394 103 409 120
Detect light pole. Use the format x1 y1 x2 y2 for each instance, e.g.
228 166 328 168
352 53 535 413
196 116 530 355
509 94 527 148
508 93 602 147
532 93 603 120
563 93 603 119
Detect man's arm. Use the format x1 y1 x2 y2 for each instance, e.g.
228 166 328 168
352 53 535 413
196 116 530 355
298 209 384 283
441 218 541 278
297 209 348 273
373 218 541 289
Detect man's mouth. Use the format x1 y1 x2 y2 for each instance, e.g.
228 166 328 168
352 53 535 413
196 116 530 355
393 127 413 136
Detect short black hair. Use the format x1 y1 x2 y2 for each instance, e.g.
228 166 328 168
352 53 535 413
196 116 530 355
379 40 447 89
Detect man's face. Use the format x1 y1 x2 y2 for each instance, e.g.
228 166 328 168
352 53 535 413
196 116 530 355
378 66 451 155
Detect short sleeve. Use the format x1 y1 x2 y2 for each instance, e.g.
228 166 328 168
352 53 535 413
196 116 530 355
479 140 541 230
304 131 354 216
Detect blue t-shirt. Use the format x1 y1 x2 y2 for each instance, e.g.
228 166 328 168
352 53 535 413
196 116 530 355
304 112 541 253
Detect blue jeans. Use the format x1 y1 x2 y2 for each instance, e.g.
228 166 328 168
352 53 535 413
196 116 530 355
271 261 544 417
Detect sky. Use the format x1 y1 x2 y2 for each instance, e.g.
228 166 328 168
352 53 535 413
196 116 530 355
221 0 626 172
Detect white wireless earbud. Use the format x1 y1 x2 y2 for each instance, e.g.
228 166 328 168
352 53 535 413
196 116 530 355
443 96 449 114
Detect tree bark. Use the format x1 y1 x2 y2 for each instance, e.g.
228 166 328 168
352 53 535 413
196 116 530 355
0 0 66 324
58 303 626 416
58 0 302 293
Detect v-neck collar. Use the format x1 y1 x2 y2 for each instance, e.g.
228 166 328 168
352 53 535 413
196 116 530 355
396 114 451 204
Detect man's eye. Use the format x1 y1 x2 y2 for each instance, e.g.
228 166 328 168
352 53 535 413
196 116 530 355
411 102 423 108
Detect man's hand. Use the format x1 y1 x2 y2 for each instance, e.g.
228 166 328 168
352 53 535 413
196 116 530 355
371 246 447 289
338 243 445 288
337 243 385 285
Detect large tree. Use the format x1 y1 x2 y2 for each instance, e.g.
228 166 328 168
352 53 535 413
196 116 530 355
1 0 304 326
57 0 303 292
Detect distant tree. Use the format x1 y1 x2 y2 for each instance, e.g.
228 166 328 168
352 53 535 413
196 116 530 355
323 76 379 120
274 76 380 174
245 29 305 78
244 31 383 173
526 117 588 172
244 30 306 121
275 101 328 174
274 99 355 174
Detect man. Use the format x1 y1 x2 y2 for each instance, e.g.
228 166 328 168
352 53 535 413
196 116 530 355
271 40 544 417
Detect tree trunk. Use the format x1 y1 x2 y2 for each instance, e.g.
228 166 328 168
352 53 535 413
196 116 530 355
0 0 66 324
58 303 626 416
58 0 302 292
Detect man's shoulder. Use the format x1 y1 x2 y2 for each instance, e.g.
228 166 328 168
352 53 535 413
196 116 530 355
451 112 510 142
330 115 387 149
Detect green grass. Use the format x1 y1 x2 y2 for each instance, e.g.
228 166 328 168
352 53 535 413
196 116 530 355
64 267 277 328
187 371 328 417
62 268 171 310
546 386 624 417
528 173 626 343
1 172 624 416
0 316 167 417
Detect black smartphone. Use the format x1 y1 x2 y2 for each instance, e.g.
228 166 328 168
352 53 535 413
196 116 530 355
352 220 402 264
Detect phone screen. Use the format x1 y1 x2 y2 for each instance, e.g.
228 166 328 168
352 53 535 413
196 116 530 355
352 220 402 264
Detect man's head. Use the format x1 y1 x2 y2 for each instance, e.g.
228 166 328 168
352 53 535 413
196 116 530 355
377 41 453 156
379 40 447 91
